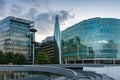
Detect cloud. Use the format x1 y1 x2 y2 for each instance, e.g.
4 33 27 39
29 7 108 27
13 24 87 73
20 0 49 7
0 0 5 8
36 12 53 24
57 10 75 22
10 4 22 15
23 8 38 20
0 0 6 16
34 10 74 36
35 12 54 35
0 0 75 42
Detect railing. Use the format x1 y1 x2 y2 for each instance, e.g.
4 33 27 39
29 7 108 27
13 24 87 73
0 65 78 79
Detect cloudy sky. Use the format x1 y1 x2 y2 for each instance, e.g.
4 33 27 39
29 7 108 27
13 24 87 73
0 0 120 42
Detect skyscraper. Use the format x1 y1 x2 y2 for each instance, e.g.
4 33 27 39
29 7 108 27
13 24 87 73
54 15 61 64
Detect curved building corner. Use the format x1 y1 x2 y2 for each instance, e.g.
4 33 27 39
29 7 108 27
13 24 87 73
61 17 120 64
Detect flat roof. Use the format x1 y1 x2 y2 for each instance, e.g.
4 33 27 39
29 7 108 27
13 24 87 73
9 16 33 24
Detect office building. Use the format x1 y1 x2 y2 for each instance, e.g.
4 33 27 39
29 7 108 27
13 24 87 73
61 17 120 64
41 36 55 63
35 42 41 56
0 16 34 59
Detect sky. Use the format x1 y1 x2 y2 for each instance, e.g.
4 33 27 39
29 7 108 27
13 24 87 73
0 0 120 42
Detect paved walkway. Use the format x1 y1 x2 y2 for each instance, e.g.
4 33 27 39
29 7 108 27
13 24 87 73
0 65 115 80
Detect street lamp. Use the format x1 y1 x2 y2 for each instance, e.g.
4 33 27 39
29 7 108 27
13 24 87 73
30 28 37 65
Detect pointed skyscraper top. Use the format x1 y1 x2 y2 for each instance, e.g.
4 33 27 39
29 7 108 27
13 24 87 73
54 15 60 45
54 15 61 64
55 15 59 21
54 15 60 36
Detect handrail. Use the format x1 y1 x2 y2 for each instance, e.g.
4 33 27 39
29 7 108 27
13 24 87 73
0 65 77 78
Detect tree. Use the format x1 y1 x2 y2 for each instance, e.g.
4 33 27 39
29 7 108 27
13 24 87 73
13 53 20 64
13 54 28 64
0 51 5 64
35 51 50 64
5 52 14 64
5 52 28 64
17 54 28 64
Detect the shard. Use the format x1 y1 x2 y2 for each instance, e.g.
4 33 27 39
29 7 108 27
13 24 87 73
54 15 61 64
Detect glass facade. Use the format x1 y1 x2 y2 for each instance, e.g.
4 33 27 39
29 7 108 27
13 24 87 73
0 16 33 59
61 17 120 64
54 15 61 64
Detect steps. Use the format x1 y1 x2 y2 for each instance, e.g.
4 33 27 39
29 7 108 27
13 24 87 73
72 69 114 80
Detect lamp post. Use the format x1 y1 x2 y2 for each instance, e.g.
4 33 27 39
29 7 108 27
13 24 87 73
30 28 37 65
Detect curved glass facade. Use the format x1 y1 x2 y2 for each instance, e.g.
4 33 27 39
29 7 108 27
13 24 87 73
61 17 120 64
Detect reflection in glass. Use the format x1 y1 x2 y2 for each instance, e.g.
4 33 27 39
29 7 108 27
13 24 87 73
61 18 120 64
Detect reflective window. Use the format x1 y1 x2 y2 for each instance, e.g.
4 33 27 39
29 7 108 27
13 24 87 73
62 18 120 62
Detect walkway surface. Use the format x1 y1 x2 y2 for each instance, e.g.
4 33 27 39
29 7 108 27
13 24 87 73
0 65 116 80
83 66 120 80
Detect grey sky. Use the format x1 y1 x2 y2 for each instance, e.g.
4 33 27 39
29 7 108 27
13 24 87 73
0 0 120 42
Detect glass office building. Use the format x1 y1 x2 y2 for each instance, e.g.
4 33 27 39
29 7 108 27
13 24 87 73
54 15 61 64
0 16 33 59
61 17 120 64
